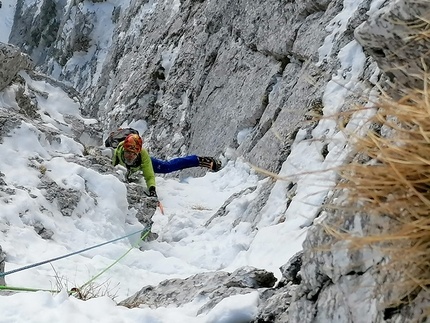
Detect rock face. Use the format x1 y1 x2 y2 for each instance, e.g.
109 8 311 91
9 0 359 175
282 1 430 321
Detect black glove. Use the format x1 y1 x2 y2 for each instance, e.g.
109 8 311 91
125 170 132 183
149 186 157 197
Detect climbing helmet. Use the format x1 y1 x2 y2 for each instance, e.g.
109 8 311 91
123 134 142 154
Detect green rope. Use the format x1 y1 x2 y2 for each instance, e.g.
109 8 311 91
0 285 58 293
73 226 151 293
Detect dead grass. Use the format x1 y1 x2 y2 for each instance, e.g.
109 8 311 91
191 205 212 211
328 79 430 309
69 280 119 301
50 265 119 301
310 9 430 315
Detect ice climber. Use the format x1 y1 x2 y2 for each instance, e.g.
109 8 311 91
112 134 222 197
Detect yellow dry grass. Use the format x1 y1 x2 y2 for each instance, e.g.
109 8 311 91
318 10 430 314
330 82 430 307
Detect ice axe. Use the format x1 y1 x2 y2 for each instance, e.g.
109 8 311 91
144 189 165 215
158 201 165 215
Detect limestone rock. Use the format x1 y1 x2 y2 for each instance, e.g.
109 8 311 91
0 43 33 92
38 176 82 217
280 250 303 286
33 222 54 240
355 0 430 89
126 182 158 228
119 266 276 313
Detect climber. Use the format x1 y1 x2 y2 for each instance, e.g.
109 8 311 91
112 134 222 196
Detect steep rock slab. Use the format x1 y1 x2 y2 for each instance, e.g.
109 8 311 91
8 0 361 175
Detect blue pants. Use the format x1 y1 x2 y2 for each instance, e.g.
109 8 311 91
151 155 199 174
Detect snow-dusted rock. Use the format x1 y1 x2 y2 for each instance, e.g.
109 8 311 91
119 266 276 314
0 64 155 243
0 43 33 92
125 182 157 228
355 0 430 89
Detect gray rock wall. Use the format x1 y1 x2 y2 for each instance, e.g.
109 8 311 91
282 1 430 321
9 0 354 174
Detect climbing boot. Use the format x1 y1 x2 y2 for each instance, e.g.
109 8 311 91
198 156 222 172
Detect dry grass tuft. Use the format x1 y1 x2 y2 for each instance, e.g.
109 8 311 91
69 280 119 301
50 265 119 301
191 205 212 211
332 82 430 305
322 11 430 310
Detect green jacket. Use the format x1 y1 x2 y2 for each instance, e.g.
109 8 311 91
112 142 156 188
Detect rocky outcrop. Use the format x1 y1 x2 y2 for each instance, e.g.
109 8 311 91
124 182 158 228
272 2 430 321
119 266 276 314
0 43 33 92
286 212 387 322
253 251 303 323
355 0 430 89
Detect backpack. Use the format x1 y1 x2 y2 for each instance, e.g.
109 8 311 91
105 128 139 148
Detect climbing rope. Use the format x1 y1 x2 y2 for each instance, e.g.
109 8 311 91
0 228 147 278
0 227 151 294
74 226 151 293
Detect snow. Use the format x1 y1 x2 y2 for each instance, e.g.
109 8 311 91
237 128 253 145
161 40 183 80
0 0 382 322
0 71 301 322
369 0 387 15
317 0 366 65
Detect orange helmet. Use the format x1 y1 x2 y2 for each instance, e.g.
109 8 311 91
123 134 142 153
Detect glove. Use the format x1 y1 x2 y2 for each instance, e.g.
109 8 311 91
149 186 157 198
125 170 132 183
